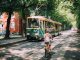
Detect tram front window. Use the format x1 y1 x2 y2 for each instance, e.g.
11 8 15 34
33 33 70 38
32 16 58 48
28 19 39 28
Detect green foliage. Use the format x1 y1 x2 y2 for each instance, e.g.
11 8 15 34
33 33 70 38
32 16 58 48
0 0 77 31
73 0 80 29
50 0 73 30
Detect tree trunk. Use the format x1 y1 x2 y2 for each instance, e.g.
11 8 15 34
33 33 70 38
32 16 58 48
21 9 26 37
4 11 12 39
21 9 30 37
77 13 80 33
22 19 26 37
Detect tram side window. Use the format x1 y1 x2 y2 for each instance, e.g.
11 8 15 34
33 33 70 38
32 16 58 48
28 19 39 28
45 22 55 32
45 22 51 28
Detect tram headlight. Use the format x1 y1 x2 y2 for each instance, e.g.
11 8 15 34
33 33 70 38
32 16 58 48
27 33 30 35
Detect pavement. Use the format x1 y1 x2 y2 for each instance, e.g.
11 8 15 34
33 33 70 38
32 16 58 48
0 30 80 60
0 35 27 46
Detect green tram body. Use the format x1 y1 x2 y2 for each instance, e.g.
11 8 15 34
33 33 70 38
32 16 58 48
26 16 62 41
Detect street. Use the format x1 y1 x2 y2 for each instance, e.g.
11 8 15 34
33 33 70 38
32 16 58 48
0 30 80 60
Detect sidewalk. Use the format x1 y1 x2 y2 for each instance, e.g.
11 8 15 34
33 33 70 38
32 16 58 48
0 35 27 46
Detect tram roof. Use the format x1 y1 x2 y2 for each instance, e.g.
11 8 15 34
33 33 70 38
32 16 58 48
27 16 62 25
27 16 47 20
48 19 62 25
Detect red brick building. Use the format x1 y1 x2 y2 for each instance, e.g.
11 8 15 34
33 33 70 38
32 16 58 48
0 12 22 34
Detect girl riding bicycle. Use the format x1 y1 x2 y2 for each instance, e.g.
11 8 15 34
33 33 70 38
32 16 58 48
44 31 52 57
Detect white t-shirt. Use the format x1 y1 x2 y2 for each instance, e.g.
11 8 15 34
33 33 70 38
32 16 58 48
44 33 52 42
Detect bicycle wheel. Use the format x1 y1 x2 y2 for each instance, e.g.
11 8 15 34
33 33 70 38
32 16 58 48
45 48 49 58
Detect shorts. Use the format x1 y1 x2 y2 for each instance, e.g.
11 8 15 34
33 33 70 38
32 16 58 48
45 42 51 46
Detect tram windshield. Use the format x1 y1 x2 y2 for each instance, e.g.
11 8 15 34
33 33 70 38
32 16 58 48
27 18 39 28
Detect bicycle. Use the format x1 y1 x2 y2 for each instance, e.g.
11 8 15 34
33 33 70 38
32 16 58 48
44 42 51 58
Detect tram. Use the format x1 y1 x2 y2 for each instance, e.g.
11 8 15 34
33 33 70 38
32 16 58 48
26 16 62 41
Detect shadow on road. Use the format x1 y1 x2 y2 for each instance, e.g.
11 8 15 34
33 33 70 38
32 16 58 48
64 50 80 60
70 42 80 48
39 52 55 60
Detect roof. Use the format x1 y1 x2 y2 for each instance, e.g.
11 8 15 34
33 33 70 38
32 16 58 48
27 16 62 25
27 16 46 20
48 19 62 25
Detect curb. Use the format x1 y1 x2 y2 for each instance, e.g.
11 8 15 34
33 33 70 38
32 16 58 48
0 38 27 47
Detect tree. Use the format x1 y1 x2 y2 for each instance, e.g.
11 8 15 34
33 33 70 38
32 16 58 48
73 0 80 32
18 0 38 37
51 0 73 30
0 0 17 38
0 0 39 38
